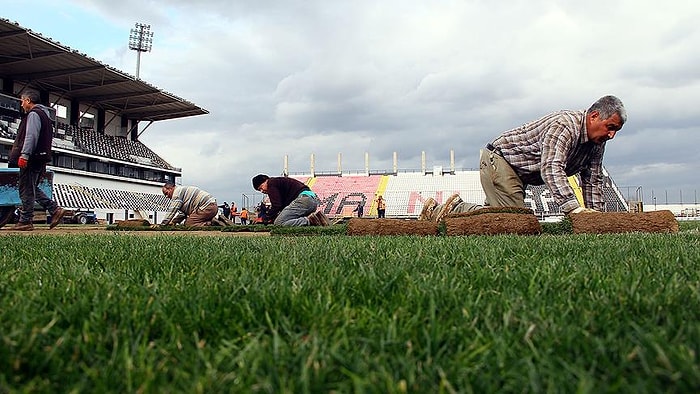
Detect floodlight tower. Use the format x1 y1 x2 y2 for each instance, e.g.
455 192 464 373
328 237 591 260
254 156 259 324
128 23 153 79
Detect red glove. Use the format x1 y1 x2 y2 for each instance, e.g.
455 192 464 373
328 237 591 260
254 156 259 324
18 157 28 168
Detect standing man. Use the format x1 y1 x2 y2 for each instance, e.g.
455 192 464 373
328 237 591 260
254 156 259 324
9 88 67 231
159 182 218 226
421 95 626 220
218 201 231 220
376 195 386 218
239 207 249 225
352 201 365 218
230 202 238 222
252 174 329 226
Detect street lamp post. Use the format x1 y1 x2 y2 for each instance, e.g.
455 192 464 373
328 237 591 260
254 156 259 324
128 23 154 79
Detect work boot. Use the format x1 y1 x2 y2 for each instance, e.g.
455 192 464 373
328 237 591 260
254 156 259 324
307 212 321 226
435 194 463 222
418 198 437 221
308 211 331 226
50 207 67 229
218 214 234 226
316 211 330 226
13 222 34 231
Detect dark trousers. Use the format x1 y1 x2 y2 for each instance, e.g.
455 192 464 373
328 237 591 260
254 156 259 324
18 165 58 223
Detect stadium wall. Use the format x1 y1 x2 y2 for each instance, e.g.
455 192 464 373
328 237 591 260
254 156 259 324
645 204 700 219
293 170 629 219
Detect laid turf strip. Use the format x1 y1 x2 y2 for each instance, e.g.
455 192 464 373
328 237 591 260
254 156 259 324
444 212 541 235
570 210 678 234
346 218 439 235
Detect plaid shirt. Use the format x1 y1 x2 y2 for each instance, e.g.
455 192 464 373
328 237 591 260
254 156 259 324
161 185 216 225
491 110 606 213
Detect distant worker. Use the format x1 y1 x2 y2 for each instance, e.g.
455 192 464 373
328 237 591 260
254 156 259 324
252 174 330 226
239 207 249 225
255 201 272 224
376 195 386 218
352 201 365 218
159 182 218 226
421 95 627 221
218 201 231 219
8 87 67 231
230 202 238 221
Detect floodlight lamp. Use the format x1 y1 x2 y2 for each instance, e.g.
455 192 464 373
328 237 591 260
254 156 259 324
129 23 154 52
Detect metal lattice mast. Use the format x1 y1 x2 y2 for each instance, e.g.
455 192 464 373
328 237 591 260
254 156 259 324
128 23 153 79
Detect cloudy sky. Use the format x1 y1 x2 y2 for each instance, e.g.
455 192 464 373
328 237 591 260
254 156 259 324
5 0 700 205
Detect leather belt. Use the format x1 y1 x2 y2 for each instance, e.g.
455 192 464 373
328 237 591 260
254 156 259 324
486 143 503 156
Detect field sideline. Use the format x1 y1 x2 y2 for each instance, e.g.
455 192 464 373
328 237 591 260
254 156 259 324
1 222 699 392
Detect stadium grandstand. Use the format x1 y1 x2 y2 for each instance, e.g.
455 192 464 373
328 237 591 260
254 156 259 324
284 151 630 220
0 18 207 224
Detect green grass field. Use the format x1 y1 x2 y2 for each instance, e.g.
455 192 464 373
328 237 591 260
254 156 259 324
1 222 699 393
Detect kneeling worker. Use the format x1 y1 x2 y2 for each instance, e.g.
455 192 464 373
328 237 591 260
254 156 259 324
252 174 329 226
159 182 218 226
421 95 627 221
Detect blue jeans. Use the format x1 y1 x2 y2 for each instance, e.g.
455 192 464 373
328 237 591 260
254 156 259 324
18 165 58 223
274 195 319 226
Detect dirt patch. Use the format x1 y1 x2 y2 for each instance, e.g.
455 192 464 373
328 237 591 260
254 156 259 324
570 210 678 234
347 218 439 236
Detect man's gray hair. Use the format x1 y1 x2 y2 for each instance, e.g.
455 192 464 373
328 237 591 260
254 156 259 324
589 95 627 124
20 87 41 104
163 182 176 188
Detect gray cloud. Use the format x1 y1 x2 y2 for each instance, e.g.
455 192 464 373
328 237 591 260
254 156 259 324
7 0 700 204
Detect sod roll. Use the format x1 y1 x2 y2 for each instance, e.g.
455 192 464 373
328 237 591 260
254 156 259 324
444 212 542 236
115 219 151 228
570 210 678 234
346 218 439 236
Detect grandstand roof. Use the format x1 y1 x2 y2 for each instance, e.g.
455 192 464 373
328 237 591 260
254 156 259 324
0 18 208 122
